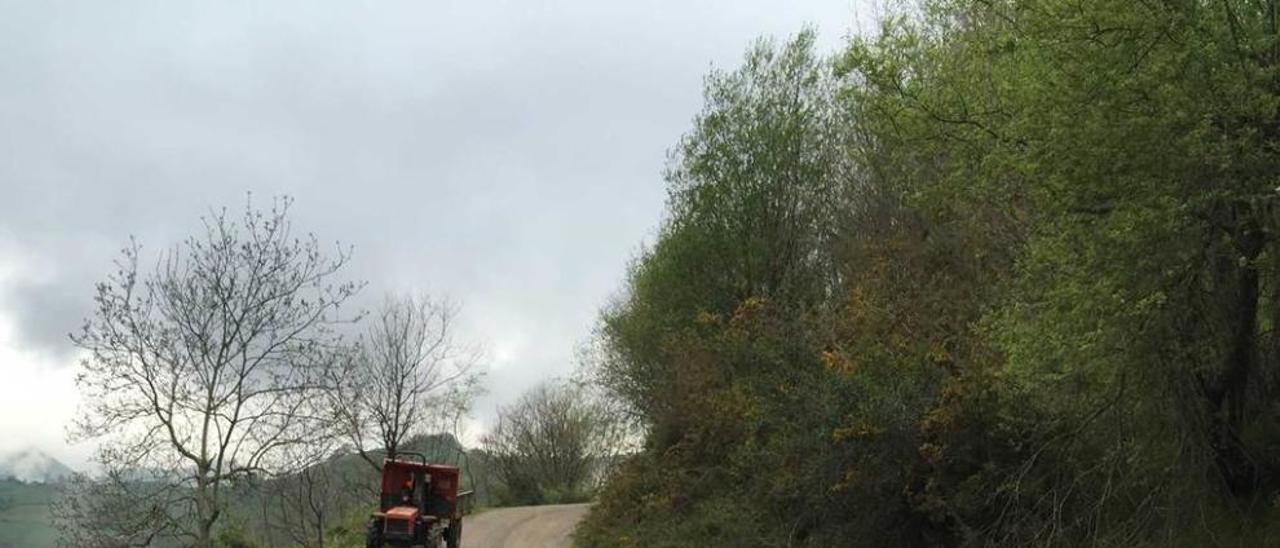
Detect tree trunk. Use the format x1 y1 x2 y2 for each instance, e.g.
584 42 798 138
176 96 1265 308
193 469 220 548
1210 227 1264 498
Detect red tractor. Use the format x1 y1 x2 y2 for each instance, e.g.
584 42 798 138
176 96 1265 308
366 453 470 548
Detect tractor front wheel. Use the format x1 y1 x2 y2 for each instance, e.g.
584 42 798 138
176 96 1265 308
366 519 383 548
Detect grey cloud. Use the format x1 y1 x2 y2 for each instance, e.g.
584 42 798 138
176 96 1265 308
4 283 86 360
0 0 860 431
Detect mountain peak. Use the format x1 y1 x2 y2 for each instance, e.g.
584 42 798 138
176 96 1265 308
0 447 74 483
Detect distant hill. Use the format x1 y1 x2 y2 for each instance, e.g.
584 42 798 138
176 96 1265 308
0 449 73 484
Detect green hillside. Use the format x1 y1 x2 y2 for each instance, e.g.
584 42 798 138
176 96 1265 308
227 434 493 546
0 480 58 548
0 435 492 548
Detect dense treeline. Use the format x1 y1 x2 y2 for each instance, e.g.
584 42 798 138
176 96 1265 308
578 1 1280 545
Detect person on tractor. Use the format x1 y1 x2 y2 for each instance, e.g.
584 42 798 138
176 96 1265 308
399 477 414 506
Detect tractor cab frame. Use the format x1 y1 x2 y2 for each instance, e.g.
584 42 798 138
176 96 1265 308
366 452 470 548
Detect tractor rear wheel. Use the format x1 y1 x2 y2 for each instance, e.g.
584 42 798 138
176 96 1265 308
446 520 462 548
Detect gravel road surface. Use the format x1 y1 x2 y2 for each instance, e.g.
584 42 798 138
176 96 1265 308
461 503 590 548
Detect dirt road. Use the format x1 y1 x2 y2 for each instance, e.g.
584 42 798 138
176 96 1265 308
461 503 591 548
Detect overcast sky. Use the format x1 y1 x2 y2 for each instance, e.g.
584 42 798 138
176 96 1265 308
0 1 867 469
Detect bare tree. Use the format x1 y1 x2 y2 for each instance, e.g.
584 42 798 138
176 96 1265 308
259 445 358 548
481 381 631 505
334 294 484 471
68 197 361 548
53 464 189 548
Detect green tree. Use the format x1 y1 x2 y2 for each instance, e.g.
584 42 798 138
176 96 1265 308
840 0 1280 541
587 1 1280 545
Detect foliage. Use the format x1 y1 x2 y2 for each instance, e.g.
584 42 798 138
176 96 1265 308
581 3 1280 545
